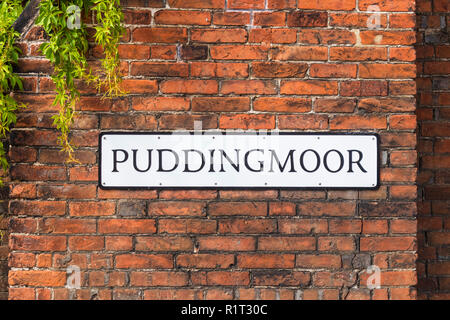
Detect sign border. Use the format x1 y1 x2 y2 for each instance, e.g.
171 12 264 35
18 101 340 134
98 131 381 191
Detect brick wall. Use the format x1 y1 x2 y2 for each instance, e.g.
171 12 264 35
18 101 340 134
6 0 419 300
416 0 450 300
0 186 8 300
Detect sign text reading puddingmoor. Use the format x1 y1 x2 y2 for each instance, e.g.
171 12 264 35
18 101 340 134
100 133 379 189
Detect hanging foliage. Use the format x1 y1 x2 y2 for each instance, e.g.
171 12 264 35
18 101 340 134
0 0 26 184
92 0 125 97
36 0 125 163
0 0 125 171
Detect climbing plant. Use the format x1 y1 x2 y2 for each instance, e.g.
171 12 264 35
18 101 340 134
37 0 125 163
0 0 125 171
0 0 25 184
92 0 125 98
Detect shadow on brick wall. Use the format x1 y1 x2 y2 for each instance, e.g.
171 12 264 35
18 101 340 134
0 190 9 300
416 0 450 300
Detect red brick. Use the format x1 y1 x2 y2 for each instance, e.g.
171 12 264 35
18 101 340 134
191 28 247 43
249 29 297 44
318 237 355 251
268 0 296 8
252 62 308 78
116 254 173 268
359 64 416 79
330 47 387 61
197 236 256 251
359 0 415 11
39 218 96 234
297 202 356 217
258 237 316 251
8 253 36 268
37 184 96 199
390 47 416 62
314 99 356 113
192 271 250 285
159 219 217 234
360 270 417 286
135 236 193 251
330 115 387 129
101 114 157 130
9 270 66 287
132 27 187 43
340 81 388 96
213 12 250 25
362 220 389 234
298 30 356 45
148 201 206 216
359 98 415 112
229 0 265 9
360 31 416 45
118 44 150 59
238 254 295 268
330 13 387 28
390 81 416 95
10 200 65 216
390 219 417 233
177 254 234 268
154 10 211 25
298 0 355 10
278 219 328 234
218 219 276 234
221 80 277 95
10 235 66 251
208 202 267 216
190 62 249 78
159 114 218 130
150 45 177 59
98 219 156 234
287 11 327 27
106 236 133 251
132 97 189 111
281 81 338 95
210 45 268 60
329 219 362 234
253 271 310 286
9 288 35 300
130 62 188 77
269 202 296 216
160 80 218 94
159 190 217 200
254 98 311 113
272 46 328 61
360 237 416 251
69 236 104 251
296 254 342 268
144 289 202 300
192 97 250 112
220 190 278 200
310 64 357 78
130 271 188 286
219 114 275 129
255 12 286 26
98 189 157 199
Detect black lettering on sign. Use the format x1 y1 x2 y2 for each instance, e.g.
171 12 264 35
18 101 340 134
299 149 321 173
132 149 153 173
348 150 367 173
158 149 179 172
269 149 296 173
112 149 128 172
183 149 206 173
245 149 264 172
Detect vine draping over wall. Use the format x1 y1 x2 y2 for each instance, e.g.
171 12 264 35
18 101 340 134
0 0 125 181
